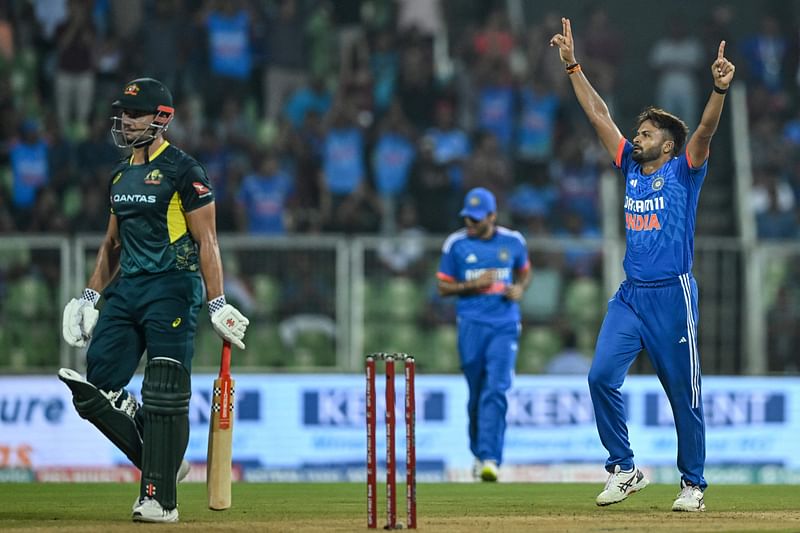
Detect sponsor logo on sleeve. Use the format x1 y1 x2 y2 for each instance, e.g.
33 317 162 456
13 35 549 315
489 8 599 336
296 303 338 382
192 182 212 198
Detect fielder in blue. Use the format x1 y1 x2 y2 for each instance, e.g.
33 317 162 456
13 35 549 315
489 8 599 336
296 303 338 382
551 19 736 511
437 187 531 482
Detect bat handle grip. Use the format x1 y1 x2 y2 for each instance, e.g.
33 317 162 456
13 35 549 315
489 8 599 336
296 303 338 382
220 340 232 377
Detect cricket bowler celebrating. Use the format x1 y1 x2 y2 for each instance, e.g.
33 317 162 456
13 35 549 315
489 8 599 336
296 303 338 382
550 18 735 511
58 78 249 522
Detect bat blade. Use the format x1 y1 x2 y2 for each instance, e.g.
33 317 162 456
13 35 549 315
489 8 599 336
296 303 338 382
207 341 234 510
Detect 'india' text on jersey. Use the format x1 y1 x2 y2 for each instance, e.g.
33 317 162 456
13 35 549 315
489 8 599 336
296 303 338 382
108 142 214 276
614 139 707 282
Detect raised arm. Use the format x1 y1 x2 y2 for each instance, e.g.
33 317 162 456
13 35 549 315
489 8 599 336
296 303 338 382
686 41 735 167
549 17 623 159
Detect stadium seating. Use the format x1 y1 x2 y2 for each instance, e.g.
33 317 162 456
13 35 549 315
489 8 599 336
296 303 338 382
279 314 337 367
426 325 459 372
4 274 58 368
383 277 421 321
520 267 563 322
517 327 562 374
251 273 281 318
563 277 603 351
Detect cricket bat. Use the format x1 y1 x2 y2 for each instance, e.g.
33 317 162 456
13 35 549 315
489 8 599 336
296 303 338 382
207 340 234 510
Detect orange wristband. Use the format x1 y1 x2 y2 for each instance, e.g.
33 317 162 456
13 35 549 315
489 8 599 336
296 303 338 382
566 63 581 75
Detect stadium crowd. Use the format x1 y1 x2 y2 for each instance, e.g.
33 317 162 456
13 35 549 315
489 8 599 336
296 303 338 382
1 0 799 239
0 0 799 372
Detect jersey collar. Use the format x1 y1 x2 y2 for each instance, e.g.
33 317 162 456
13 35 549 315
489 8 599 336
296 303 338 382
129 140 170 165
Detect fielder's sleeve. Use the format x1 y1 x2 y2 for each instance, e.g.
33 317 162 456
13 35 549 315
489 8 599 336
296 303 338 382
436 240 459 283
514 233 530 273
679 148 709 187
613 138 635 176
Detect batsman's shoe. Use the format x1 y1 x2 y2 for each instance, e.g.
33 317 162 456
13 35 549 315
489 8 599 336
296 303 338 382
595 465 648 506
132 497 179 523
57 368 96 397
480 460 499 482
58 368 140 414
177 459 191 483
672 481 705 512
132 460 191 511
472 458 482 481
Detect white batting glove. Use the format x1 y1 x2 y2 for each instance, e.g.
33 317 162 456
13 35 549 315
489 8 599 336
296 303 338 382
62 288 101 348
209 296 249 349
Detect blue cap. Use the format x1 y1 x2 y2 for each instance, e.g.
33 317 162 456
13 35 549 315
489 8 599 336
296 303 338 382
459 187 496 220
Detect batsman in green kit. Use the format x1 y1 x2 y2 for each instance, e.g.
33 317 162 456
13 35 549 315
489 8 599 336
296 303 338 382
57 78 249 523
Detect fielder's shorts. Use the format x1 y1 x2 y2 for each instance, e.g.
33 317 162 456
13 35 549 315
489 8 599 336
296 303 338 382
86 271 203 390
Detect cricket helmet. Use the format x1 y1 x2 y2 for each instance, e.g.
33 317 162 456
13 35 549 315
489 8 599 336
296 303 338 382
110 78 175 148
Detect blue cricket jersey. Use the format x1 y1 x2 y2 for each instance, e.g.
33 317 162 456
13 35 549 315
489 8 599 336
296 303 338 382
615 139 708 282
438 227 530 324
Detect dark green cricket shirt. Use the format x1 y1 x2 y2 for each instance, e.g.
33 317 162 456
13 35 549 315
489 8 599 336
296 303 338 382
108 142 214 276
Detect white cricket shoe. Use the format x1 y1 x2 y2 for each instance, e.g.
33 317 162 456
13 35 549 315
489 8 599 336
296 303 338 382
131 460 190 512
672 481 705 512
480 460 498 482
595 465 649 506
132 497 179 523
177 459 191 483
472 458 482 481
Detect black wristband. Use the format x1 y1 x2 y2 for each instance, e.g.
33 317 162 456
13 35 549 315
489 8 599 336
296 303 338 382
713 85 728 95
565 62 580 73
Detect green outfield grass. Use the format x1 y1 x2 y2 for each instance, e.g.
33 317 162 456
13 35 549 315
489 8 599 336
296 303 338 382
1 483 799 532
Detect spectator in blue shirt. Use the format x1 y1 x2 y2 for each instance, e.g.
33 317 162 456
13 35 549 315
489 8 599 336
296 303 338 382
236 152 294 235
9 118 50 229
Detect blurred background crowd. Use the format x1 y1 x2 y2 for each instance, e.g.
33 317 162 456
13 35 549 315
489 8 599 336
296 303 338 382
4 0 800 239
1 0 799 373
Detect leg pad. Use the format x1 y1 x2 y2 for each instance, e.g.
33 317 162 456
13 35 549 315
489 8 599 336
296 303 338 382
139 357 191 510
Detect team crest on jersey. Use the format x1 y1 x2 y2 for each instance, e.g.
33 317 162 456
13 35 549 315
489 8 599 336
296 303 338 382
498 249 509 262
124 83 140 96
144 169 164 185
652 176 665 191
112 172 122 184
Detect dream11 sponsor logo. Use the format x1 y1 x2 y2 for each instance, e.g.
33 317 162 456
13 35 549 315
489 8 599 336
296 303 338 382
506 388 609 427
645 391 786 427
303 388 445 426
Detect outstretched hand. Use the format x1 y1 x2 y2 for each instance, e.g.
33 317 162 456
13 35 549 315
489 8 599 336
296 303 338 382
549 17 576 65
712 41 735 89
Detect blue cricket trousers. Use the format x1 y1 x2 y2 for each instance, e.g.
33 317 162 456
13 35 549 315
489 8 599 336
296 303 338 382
588 273 706 489
457 317 519 464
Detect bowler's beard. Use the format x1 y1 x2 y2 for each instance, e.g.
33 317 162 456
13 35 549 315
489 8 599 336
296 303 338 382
632 145 662 164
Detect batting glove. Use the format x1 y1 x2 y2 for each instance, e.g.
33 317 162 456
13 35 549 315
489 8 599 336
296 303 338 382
62 288 101 348
209 295 249 349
